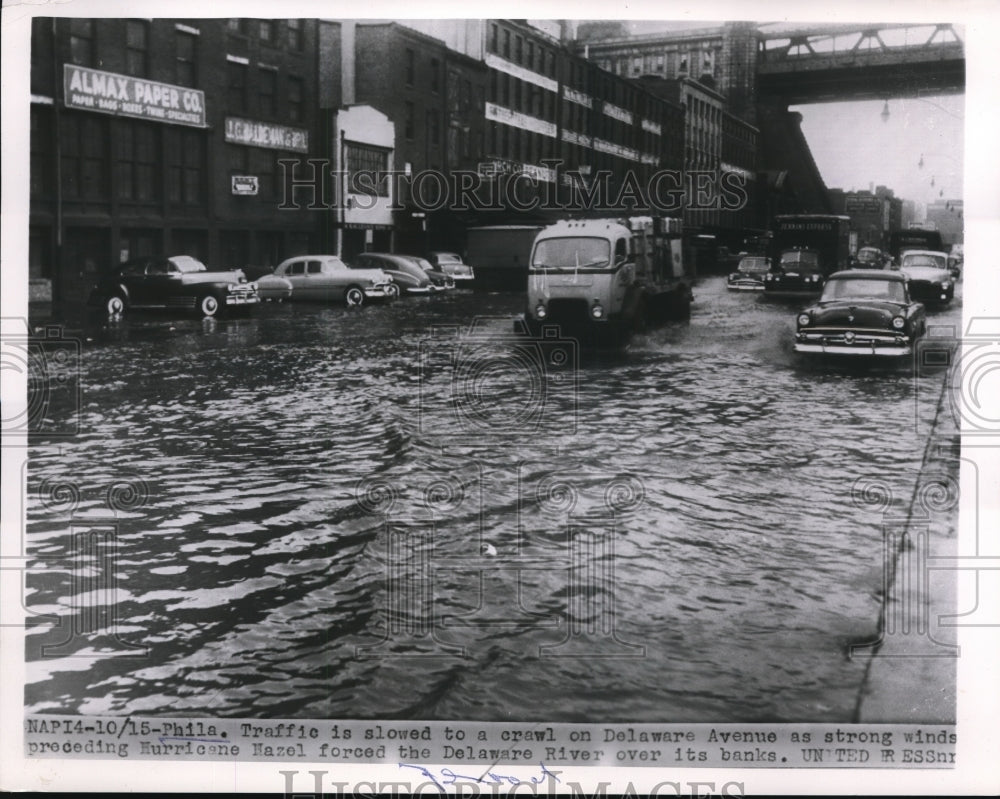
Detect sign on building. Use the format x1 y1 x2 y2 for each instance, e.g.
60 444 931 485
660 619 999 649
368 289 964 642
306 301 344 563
224 117 309 153
231 176 259 196
64 65 206 128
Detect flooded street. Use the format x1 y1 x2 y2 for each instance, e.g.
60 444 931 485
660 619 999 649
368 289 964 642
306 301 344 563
24 277 961 722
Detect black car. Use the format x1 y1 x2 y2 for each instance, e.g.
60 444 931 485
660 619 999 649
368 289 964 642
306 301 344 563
88 255 259 318
794 270 926 357
763 249 826 296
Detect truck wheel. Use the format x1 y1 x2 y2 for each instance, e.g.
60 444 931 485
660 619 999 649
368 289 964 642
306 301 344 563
198 293 221 318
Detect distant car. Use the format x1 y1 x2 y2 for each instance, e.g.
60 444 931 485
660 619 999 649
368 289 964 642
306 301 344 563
763 249 826 295
260 255 396 306
794 269 926 357
88 254 259 318
897 250 955 307
727 256 770 291
947 244 963 279
397 255 455 291
852 247 886 269
426 251 475 283
354 253 433 295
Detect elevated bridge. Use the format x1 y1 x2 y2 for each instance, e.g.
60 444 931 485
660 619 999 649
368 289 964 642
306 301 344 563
756 23 964 104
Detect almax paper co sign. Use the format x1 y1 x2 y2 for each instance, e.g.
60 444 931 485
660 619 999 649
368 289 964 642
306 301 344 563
64 65 206 128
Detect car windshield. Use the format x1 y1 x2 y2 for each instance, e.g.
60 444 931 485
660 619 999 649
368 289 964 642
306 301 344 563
737 257 769 274
434 253 462 264
779 250 820 271
167 256 207 273
901 254 947 269
822 278 905 303
532 237 611 270
857 249 880 262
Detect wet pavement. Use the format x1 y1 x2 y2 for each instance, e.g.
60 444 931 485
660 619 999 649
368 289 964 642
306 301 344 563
23 277 962 722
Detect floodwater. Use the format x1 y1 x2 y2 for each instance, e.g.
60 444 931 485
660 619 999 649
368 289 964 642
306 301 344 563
23 277 960 721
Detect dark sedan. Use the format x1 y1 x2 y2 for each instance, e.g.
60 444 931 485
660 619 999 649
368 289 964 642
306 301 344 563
397 255 455 291
353 253 433 295
794 270 926 357
88 255 259 318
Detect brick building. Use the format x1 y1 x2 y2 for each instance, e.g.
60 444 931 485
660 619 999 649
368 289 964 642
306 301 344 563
29 17 325 303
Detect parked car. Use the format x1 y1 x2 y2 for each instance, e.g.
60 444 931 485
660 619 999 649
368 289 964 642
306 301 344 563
948 243 963 279
398 255 455 291
353 253 433 295
259 255 396 306
793 269 926 357
88 254 259 318
852 246 886 269
426 251 475 283
727 255 770 291
897 250 955 307
254 274 293 302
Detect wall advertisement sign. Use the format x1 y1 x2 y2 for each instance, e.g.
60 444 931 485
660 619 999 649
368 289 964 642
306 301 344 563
64 65 206 128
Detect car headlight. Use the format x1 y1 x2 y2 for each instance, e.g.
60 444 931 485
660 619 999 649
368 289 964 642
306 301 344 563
892 316 906 329
535 304 547 319
797 313 811 327
591 303 604 319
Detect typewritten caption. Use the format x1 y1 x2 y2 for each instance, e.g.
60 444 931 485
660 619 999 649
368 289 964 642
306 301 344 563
24 718 956 768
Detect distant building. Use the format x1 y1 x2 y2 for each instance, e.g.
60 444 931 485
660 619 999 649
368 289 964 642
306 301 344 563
925 199 964 246
827 186 902 250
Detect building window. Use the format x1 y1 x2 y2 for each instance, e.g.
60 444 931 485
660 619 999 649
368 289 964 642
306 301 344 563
490 23 498 53
287 19 303 51
430 58 440 93
259 20 274 44
404 101 415 140
515 35 523 64
167 129 204 203
176 31 197 87
228 19 248 35
117 122 158 202
427 111 440 146
502 29 510 58
227 60 247 111
345 143 390 196
527 41 534 71
62 114 108 200
69 19 94 67
125 20 148 77
30 106 51 198
405 49 414 87
259 68 276 117
287 76 303 122
228 144 249 174
251 148 275 198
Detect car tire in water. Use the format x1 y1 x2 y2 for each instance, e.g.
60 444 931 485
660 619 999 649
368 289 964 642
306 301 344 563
344 286 366 307
198 293 221 318
106 294 126 316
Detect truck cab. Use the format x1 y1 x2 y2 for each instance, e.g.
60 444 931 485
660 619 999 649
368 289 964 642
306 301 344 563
524 217 690 344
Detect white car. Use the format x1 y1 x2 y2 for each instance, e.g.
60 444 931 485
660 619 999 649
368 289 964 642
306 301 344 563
257 255 397 306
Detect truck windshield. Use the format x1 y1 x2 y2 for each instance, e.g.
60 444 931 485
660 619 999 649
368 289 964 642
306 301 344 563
531 237 611 270
779 250 820 271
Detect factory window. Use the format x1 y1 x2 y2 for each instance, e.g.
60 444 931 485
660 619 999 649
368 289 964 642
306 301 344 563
227 60 247 111
117 121 158 202
346 143 390 196
404 101 414 140
430 58 440 94
287 76 303 122
259 68 276 117
176 31 197 87
69 19 94 67
125 20 148 77
287 19 303 51
405 49 415 87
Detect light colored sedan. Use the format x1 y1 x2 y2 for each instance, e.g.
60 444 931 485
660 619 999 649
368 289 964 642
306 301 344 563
258 255 397 306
